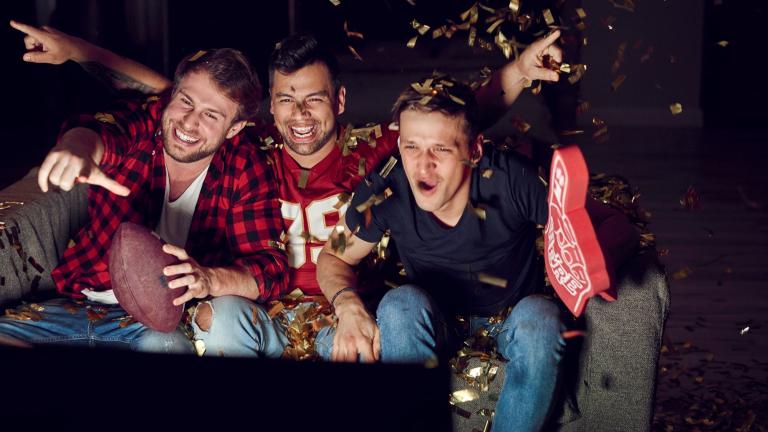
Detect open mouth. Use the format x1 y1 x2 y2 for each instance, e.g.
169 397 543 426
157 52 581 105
289 124 317 141
174 127 200 145
417 179 437 195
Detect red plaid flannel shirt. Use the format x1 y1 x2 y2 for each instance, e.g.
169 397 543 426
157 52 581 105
51 95 289 302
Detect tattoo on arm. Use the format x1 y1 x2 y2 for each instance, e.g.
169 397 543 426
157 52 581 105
79 61 158 94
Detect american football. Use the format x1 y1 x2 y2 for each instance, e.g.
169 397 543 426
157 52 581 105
109 222 185 333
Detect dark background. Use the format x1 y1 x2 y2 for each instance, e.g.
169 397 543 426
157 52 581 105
0 0 766 184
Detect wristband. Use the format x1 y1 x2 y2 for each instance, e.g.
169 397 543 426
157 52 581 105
330 287 356 308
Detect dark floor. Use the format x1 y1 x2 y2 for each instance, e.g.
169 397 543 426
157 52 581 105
578 127 768 430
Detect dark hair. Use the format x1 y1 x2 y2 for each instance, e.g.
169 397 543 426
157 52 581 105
173 48 261 122
391 74 480 143
268 33 341 93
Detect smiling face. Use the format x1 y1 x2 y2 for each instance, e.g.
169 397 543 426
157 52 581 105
161 70 245 165
398 109 482 226
269 61 346 167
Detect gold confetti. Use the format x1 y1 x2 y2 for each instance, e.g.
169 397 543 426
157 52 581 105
4 304 43 321
481 168 493 179
611 42 627 75
716 40 729 47
510 116 531 133
347 45 363 61
94 112 116 125
86 306 107 322
478 272 506 288
680 186 700 210
297 169 309 189
671 266 693 280
561 129 585 136
358 157 366 176
609 0 636 12
379 156 398 178
543 9 555 25
329 0 341 6
407 36 418 48
188 50 207 62
330 225 347 254
508 0 520 14
611 74 626 91
669 103 683 115
576 8 587 19
451 388 480 404
740 326 750 335
194 339 206 357
267 302 285 318
267 240 286 251
568 64 587 84
334 192 352 210
355 187 393 213
411 19 430 35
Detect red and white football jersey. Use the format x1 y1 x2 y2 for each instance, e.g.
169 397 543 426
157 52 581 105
253 124 399 295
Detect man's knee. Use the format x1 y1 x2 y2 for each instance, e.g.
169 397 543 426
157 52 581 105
501 296 564 362
194 302 213 332
194 296 254 334
377 284 433 322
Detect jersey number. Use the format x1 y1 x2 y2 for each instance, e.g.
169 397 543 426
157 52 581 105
281 196 348 269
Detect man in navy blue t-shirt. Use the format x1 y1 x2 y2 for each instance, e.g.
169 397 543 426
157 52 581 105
317 77 638 432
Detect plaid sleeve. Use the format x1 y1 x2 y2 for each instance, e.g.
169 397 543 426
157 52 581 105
227 150 289 302
57 94 165 169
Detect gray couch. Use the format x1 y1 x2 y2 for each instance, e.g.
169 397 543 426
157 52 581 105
0 169 670 431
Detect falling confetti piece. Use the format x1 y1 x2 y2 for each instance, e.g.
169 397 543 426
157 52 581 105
611 74 627 91
669 103 683 115
679 186 700 210
740 326 750 335
671 266 693 280
451 388 480 404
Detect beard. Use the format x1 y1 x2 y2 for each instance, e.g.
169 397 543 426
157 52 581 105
161 119 226 164
163 137 220 163
282 125 337 156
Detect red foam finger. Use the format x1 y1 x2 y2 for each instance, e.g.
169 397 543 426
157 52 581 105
544 146 611 317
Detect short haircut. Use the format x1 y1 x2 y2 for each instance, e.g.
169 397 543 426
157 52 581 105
173 48 261 122
391 75 480 144
268 33 341 93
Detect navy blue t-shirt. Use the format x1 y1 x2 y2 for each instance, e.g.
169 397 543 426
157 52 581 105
346 145 548 316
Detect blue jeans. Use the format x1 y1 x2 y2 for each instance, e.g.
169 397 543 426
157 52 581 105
334 284 564 432
190 295 288 358
314 284 446 363
0 298 193 354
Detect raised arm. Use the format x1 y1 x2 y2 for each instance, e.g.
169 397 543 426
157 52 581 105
10 20 171 94
317 221 380 362
475 30 562 128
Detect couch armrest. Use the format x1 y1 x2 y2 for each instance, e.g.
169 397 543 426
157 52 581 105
0 169 89 306
558 250 670 432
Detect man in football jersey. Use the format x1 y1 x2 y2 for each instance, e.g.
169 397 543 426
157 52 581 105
10 20 563 358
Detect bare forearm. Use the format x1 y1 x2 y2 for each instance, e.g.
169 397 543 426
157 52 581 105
317 251 363 309
208 265 260 300
77 44 171 94
475 62 527 128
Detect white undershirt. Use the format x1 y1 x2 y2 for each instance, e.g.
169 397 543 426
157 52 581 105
82 165 209 304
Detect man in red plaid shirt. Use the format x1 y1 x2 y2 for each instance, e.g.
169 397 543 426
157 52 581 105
0 46 289 354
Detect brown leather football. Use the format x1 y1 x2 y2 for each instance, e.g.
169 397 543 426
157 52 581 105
109 222 185 333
